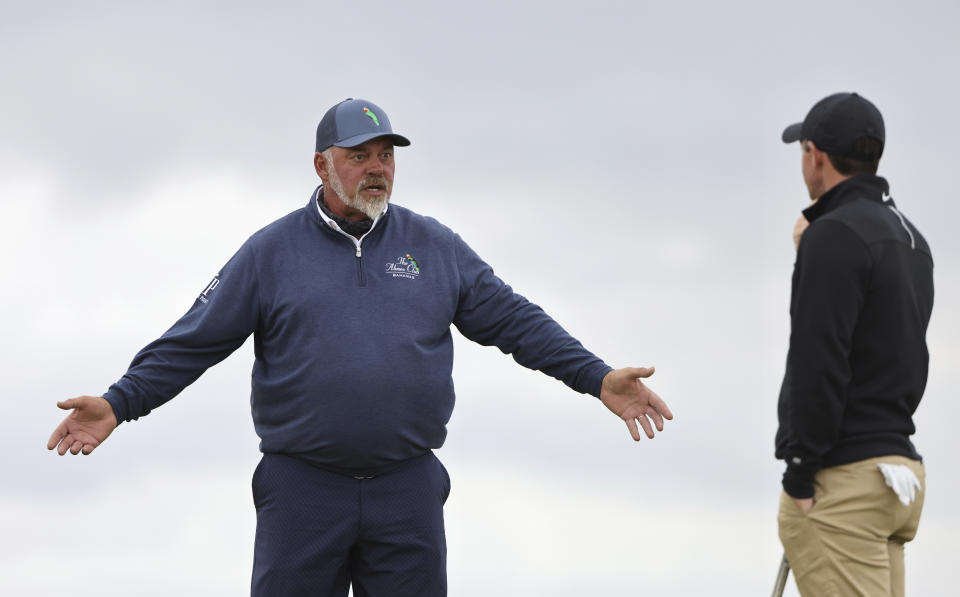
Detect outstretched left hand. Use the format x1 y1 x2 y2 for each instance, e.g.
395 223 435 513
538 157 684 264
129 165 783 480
47 396 117 455
600 367 673 441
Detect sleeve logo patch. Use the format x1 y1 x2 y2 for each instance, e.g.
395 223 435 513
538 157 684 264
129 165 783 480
198 274 220 304
385 254 420 279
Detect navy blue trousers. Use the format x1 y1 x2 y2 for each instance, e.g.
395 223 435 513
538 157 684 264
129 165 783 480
251 451 451 597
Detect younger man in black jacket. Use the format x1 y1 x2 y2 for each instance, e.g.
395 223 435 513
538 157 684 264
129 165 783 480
776 92 934 597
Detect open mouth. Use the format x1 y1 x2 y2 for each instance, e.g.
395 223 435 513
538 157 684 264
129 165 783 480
361 181 388 195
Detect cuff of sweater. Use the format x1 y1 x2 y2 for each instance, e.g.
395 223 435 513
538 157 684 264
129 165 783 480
102 388 130 425
782 463 816 498
584 364 614 399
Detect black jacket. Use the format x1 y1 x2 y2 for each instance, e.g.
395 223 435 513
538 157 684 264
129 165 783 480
775 175 934 498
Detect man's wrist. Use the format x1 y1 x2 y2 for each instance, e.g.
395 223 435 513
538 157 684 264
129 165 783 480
102 390 128 425
591 365 615 399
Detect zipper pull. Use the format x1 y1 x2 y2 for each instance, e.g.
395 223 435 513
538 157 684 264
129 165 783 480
355 245 362 258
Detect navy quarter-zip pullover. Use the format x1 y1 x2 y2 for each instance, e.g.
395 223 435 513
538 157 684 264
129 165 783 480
775 175 934 498
104 187 612 471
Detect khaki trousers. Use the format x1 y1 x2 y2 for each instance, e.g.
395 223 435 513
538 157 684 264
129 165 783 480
778 455 925 597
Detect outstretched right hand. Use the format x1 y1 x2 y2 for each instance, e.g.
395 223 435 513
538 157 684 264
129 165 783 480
47 396 117 455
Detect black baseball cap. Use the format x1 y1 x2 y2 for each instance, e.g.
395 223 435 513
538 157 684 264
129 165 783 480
781 92 884 159
316 98 411 152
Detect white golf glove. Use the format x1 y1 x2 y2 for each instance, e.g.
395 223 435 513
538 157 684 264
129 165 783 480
877 463 922 506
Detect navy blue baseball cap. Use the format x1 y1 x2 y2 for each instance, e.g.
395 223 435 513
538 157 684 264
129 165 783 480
315 98 411 152
781 92 885 159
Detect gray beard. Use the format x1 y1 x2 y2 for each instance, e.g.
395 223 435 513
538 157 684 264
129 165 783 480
327 163 390 220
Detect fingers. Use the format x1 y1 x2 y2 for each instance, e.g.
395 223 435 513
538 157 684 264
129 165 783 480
50 399 80 453
623 366 655 379
622 403 669 440
635 413 655 439
636 387 667 431
57 398 81 411
624 413 656 440
649 393 674 421
57 434 72 455
647 407 665 432
51 434 97 456
47 422 68 451
624 418 641 442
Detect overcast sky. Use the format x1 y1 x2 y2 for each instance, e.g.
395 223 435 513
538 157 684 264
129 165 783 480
3 1 959 595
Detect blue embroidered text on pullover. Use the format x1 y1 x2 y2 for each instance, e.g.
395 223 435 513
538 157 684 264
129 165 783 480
104 189 613 471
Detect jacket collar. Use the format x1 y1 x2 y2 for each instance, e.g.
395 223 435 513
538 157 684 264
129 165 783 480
307 185 390 233
803 175 891 223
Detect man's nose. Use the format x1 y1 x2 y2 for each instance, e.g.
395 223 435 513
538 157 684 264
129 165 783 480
366 157 386 175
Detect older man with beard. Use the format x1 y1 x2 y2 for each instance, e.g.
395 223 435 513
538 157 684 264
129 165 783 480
47 98 672 597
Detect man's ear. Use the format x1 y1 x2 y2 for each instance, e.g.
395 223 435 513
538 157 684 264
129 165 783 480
805 140 826 167
314 152 329 179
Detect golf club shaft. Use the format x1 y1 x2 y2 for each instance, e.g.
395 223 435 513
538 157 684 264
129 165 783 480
771 553 790 597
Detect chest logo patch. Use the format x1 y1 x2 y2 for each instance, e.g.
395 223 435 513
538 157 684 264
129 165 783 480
385 253 421 280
